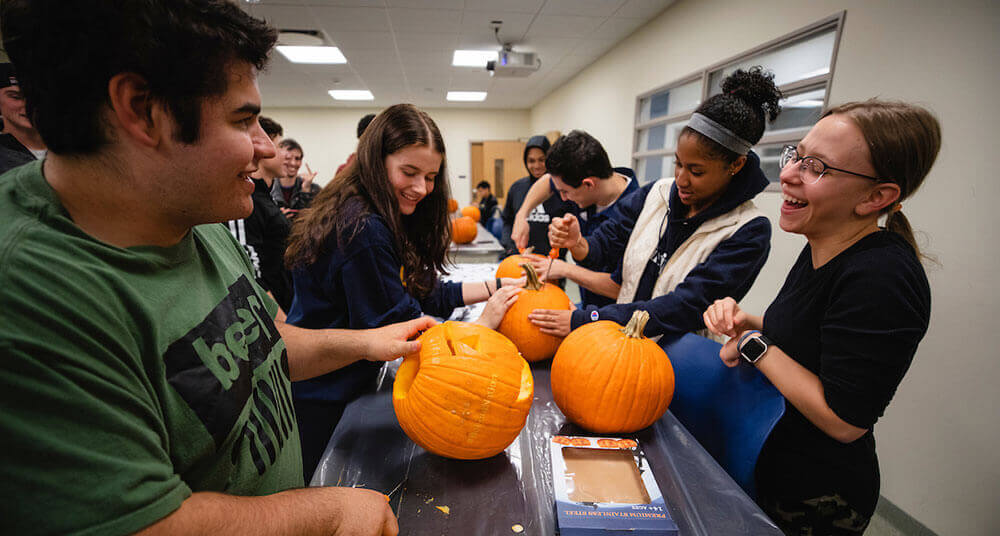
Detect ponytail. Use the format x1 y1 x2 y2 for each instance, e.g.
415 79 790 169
825 100 941 262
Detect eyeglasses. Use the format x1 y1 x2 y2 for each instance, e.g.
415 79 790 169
779 145 888 184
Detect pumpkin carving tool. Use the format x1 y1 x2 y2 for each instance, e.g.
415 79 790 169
543 247 558 281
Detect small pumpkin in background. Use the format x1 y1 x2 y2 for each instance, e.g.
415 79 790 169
497 263 572 362
496 247 546 279
452 216 477 244
393 321 534 460
551 310 674 434
461 205 481 222
448 199 459 213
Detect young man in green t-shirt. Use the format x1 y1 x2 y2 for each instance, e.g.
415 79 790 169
0 2 428 535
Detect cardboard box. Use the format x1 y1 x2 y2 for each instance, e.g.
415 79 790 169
550 435 678 535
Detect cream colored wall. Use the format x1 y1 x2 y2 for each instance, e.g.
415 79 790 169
266 107 530 206
530 1 1000 534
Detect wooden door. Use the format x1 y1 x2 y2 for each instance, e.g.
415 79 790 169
480 140 526 202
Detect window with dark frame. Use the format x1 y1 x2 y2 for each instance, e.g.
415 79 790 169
631 12 846 189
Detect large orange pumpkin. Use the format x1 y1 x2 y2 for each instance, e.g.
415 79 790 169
393 321 534 459
461 205 481 222
496 248 546 279
497 263 572 362
452 216 477 244
551 310 674 433
448 199 459 213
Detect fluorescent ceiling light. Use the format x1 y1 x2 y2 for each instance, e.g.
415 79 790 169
329 90 374 101
447 91 487 102
277 46 346 64
452 50 498 68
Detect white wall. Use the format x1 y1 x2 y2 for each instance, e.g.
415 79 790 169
266 107 530 206
530 1 1000 534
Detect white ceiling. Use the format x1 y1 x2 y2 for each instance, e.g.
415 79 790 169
241 0 675 109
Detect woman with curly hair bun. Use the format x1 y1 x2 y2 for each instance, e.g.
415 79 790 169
530 67 781 341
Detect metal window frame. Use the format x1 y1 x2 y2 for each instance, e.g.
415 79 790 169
631 11 846 188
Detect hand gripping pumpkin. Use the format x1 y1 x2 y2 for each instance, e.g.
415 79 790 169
393 321 534 459
461 205 481 222
451 216 477 244
495 247 547 279
551 310 674 434
497 263 572 362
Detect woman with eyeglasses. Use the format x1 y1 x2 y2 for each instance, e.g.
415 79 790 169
703 100 940 535
528 67 780 340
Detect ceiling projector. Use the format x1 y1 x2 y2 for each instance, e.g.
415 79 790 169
487 49 541 77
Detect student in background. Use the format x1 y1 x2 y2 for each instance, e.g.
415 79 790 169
227 116 294 312
499 134 573 258
529 68 779 341
273 137 320 220
284 104 523 480
475 180 501 239
704 100 939 535
512 130 638 308
336 112 377 175
0 62 46 174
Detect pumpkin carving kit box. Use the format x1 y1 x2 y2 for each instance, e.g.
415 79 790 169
550 435 678 536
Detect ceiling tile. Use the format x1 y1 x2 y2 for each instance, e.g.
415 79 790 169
393 32 460 51
342 48 400 65
387 7 463 33
329 31 396 50
463 0 545 13
309 6 391 32
386 0 463 7
541 0 627 17
525 15 605 38
397 48 452 67
459 11 534 40
614 0 676 20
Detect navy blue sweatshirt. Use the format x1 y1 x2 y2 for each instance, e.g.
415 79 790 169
287 211 464 403
571 151 772 339
566 167 639 308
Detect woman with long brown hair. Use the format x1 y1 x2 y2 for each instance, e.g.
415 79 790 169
703 100 940 534
284 104 521 479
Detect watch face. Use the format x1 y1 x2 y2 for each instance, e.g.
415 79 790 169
741 337 767 363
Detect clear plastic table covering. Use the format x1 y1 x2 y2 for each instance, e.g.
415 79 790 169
312 361 781 535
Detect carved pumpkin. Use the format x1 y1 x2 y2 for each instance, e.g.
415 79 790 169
461 205 481 222
452 216 477 244
448 199 459 213
551 310 674 433
497 263 572 362
495 247 546 279
393 321 534 459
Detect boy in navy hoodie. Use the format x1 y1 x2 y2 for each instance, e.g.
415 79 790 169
512 130 638 307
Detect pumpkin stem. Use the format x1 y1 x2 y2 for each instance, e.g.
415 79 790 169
621 310 650 338
520 263 544 291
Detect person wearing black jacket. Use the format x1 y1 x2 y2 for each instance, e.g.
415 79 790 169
226 116 293 311
475 180 500 238
0 62 45 174
499 134 573 257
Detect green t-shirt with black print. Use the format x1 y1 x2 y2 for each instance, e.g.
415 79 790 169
0 161 303 535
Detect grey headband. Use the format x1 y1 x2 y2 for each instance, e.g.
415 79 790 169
686 113 753 155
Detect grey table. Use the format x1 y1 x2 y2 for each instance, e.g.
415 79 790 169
313 361 781 535
449 223 503 263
